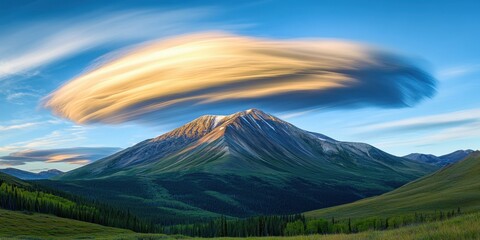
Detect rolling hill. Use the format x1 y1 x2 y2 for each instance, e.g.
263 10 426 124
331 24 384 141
305 151 480 219
43 109 435 224
0 208 132 239
0 168 63 180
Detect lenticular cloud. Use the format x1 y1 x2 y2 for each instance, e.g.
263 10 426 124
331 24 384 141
44 32 436 125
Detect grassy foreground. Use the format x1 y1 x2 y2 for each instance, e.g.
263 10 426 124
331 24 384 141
3 208 478 239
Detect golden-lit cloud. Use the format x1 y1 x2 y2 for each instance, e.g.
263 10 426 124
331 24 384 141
45 154 83 163
44 32 436 125
0 147 121 166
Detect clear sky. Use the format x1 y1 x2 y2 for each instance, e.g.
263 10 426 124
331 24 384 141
1 0 479 172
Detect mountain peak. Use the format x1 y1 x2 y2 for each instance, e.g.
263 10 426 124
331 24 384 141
232 108 275 119
242 108 265 115
163 109 281 138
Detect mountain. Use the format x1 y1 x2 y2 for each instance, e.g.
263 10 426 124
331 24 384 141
439 149 475 163
403 149 474 167
0 168 63 180
305 151 480 219
47 109 434 223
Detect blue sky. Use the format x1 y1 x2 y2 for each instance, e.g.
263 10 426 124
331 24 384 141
1 0 479 172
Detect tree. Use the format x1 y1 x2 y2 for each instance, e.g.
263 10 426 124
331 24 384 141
306 218 329 234
284 220 305 236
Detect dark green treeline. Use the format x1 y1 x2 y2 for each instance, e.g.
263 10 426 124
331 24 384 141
0 177 158 233
163 210 463 237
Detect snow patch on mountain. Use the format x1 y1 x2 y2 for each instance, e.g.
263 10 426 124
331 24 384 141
212 115 226 127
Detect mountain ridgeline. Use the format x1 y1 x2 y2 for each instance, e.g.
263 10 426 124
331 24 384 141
50 109 434 224
403 149 474 167
0 168 63 180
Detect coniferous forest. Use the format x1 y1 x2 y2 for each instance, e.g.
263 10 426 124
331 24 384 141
161 210 463 237
0 174 157 233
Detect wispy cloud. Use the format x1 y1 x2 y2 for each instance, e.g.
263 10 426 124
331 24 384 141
360 108 480 133
0 124 88 153
0 119 61 132
44 32 436 126
0 72 45 103
6 92 39 101
0 7 219 80
0 147 121 166
359 108 480 148
0 122 40 132
437 64 480 80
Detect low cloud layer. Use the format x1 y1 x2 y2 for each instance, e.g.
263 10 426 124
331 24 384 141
0 147 121 166
44 32 436 125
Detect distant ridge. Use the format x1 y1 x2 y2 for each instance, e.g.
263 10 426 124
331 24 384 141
404 149 474 167
0 168 63 180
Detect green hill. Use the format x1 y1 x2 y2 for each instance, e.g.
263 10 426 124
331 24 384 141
0 172 155 233
0 208 132 239
305 151 480 219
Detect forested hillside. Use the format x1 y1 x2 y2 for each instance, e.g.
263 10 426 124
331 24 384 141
0 173 156 233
